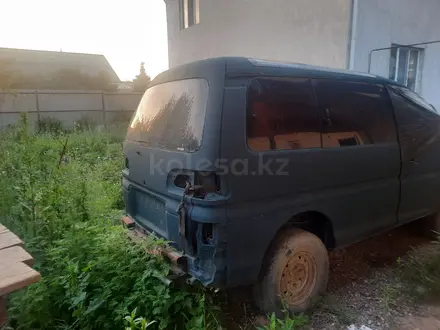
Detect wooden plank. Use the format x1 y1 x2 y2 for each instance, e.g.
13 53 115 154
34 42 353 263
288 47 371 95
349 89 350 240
0 262 41 296
0 224 41 305
0 224 8 234
0 246 34 266
0 231 23 250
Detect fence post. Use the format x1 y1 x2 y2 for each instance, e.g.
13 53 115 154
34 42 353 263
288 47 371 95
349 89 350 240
101 91 106 127
35 90 40 125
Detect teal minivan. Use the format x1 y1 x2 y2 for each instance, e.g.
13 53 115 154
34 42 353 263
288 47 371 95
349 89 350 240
122 57 440 315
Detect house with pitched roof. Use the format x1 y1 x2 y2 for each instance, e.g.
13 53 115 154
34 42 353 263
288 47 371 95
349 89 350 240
0 47 120 90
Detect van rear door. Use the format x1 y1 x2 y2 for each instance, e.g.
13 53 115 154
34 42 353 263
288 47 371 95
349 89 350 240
122 59 226 250
388 86 440 222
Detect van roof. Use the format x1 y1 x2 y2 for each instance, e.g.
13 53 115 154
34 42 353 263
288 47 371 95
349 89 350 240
154 56 399 87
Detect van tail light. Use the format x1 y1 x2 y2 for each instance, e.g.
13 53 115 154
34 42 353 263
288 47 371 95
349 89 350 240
195 171 221 195
172 171 221 255
173 173 190 189
172 171 221 198
125 157 129 169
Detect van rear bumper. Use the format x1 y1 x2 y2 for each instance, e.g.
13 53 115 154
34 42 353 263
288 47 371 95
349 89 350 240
121 214 226 287
121 216 188 271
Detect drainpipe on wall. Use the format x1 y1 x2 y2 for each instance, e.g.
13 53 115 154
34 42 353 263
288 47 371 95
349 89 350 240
347 0 359 70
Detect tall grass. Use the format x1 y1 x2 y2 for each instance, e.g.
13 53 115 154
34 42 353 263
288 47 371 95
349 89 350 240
0 115 220 330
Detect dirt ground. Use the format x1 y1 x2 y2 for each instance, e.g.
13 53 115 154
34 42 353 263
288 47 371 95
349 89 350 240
224 222 440 330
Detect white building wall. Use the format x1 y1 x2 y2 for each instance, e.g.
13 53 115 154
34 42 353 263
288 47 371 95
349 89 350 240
166 0 351 70
351 0 440 109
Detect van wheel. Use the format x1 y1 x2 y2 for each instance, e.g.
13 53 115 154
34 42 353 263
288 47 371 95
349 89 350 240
255 228 329 316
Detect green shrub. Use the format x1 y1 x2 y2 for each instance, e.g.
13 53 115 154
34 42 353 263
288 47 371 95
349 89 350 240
1 117 221 330
9 224 213 330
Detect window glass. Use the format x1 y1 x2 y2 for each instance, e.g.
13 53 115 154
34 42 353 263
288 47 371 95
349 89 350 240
313 80 396 148
407 50 419 91
388 86 440 160
389 47 397 80
389 85 436 114
180 0 199 29
246 78 321 152
397 48 409 85
127 79 209 152
389 45 422 91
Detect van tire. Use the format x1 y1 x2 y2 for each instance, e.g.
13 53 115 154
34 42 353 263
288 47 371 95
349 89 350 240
254 228 329 316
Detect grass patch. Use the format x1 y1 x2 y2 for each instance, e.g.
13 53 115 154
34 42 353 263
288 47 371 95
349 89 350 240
381 282 400 315
0 115 221 330
257 312 308 330
398 236 440 300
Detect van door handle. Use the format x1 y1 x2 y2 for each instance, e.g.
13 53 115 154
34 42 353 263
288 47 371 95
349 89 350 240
409 158 418 165
136 150 141 155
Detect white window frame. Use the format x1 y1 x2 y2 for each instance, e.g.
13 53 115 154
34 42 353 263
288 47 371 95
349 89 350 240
180 0 200 30
194 0 200 25
389 44 423 92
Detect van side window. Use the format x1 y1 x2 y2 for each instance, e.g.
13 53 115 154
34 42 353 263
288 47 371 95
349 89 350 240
247 78 321 152
313 80 396 148
388 85 440 160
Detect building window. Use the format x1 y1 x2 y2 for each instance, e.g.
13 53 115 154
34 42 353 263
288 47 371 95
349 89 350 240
180 0 200 30
389 45 422 91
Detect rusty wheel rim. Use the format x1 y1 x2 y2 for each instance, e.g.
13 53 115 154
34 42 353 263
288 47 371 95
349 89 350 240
279 251 317 305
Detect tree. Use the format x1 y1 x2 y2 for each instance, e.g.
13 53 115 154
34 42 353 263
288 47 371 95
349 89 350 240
132 62 151 93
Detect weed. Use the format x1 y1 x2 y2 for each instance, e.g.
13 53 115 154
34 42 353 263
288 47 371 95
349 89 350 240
73 116 97 132
382 283 399 314
257 311 308 330
124 308 156 330
1 116 221 330
36 116 63 134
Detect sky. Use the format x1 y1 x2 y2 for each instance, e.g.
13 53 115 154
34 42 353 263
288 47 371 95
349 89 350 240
0 0 169 81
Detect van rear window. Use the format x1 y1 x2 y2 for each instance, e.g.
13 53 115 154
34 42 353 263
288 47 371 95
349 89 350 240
127 79 209 152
